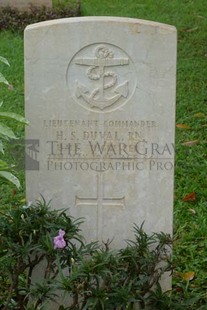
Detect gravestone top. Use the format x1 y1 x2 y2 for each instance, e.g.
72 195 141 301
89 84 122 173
26 16 176 30
25 16 177 291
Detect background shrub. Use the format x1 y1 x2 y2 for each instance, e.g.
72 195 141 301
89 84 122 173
0 0 81 32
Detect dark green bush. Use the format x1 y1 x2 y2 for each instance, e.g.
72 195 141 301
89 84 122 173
0 1 81 32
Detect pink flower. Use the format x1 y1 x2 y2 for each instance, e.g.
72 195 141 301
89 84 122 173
53 229 66 249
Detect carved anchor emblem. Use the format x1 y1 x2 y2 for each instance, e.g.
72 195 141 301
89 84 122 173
74 45 129 110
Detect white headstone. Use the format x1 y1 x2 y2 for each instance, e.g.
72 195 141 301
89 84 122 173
25 16 176 291
0 0 52 11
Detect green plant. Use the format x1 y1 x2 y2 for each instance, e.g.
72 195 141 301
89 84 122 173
0 198 83 309
0 201 173 309
56 225 173 310
0 56 28 188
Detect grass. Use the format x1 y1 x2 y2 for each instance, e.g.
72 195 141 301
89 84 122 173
53 0 79 6
0 31 25 207
0 0 207 308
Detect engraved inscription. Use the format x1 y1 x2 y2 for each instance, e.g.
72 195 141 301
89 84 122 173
44 118 174 172
67 43 137 113
75 173 125 240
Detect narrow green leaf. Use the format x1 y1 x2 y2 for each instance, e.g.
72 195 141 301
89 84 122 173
0 112 29 124
0 101 3 108
0 140 4 153
0 171 20 189
0 159 8 170
0 56 10 66
0 123 17 139
0 73 9 86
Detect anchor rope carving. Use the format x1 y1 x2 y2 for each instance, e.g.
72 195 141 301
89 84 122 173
87 66 117 88
74 44 129 110
87 66 118 99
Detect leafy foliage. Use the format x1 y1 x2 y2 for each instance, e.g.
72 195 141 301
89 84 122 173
57 225 172 309
0 199 83 309
0 57 28 188
0 200 174 309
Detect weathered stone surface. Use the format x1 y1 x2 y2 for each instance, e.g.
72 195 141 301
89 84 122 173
0 0 52 10
25 17 177 293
